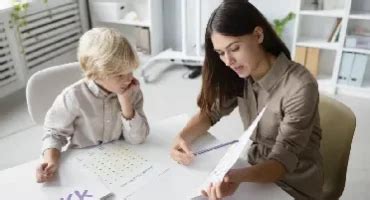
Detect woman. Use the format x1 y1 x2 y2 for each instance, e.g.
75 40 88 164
170 1 323 200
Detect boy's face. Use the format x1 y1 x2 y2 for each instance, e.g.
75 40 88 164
95 72 134 94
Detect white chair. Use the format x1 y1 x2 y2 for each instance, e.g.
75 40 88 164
26 62 82 125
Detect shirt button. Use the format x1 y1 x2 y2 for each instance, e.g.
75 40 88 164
107 120 110 123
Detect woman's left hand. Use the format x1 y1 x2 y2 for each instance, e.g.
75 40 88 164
201 169 242 200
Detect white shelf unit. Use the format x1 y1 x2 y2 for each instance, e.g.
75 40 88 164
343 47 370 54
349 11 370 20
88 0 163 56
113 19 150 28
296 38 340 50
0 0 89 98
293 0 370 98
140 0 206 82
300 9 345 17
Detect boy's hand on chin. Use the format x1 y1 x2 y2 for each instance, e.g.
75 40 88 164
117 78 139 119
117 78 139 101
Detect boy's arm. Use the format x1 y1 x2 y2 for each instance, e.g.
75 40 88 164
43 148 61 164
36 148 61 183
120 99 134 119
42 90 78 153
119 86 149 145
36 90 78 183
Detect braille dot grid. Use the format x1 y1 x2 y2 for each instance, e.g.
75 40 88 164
75 143 151 188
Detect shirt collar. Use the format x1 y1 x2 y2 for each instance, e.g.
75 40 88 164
254 53 291 92
86 79 116 99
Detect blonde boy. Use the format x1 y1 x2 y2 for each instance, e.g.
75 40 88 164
36 28 149 183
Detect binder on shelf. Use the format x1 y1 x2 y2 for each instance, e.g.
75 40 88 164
295 46 307 66
338 52 355 85
305 48 320 77
349 53 368 87
294 46 320 77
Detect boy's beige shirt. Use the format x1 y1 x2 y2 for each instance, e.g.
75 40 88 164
208 53 323 199
42 79 149 152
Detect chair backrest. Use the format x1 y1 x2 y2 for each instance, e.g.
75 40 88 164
26 62 82 125
319 94 356 200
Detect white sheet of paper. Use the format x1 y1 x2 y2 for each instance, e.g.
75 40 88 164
73 141 169 199
194 106 267 197
0 157 112 200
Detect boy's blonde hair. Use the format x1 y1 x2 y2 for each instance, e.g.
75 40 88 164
78 27 138 79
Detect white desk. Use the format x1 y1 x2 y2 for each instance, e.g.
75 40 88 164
0 114 292 200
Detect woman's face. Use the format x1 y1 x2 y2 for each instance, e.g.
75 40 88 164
211 28 264 78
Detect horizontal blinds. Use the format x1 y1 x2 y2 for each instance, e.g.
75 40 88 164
0 23 17 88
19 1 82 70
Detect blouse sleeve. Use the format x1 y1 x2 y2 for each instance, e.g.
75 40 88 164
268 82 319 172
207 97 238 126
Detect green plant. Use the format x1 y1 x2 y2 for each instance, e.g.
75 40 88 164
273 12 295 37
10 1 29 28
10 0 48 52
10 0 49 28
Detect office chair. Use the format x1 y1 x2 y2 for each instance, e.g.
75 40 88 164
26 62 82 125
319 94 356 200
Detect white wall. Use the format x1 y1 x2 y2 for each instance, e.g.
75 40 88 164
162 0 222 51
163 0 297 52
163 0 181 50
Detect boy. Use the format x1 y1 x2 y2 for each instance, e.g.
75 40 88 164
36 28 149 183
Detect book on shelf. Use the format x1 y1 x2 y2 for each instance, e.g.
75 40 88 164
294 47 320 77
328 18 342 43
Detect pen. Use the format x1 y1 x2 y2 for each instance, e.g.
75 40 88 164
193 140 239 156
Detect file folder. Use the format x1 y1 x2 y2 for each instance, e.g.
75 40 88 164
338 52 355 85
349 53 368 87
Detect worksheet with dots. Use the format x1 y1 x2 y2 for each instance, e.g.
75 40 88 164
74 142 168 199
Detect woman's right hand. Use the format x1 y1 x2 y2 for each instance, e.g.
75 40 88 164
36 162 58 183
170 135 194 165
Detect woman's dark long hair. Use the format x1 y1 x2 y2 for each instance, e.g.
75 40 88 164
198 0 291 117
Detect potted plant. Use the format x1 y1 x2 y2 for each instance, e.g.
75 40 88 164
10 0 48 28
10 0 48 52
273 12 295 38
